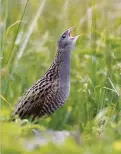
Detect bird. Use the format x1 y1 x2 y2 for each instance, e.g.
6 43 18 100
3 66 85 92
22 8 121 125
13 26 79 120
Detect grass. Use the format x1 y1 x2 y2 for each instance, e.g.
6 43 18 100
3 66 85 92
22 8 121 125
1 0 121 153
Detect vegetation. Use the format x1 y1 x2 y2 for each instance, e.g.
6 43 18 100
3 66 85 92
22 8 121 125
1 0 121 153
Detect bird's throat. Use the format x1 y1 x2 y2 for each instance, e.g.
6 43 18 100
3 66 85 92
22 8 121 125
56 49 72 98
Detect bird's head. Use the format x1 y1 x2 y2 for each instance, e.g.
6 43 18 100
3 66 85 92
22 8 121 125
57 26 79 51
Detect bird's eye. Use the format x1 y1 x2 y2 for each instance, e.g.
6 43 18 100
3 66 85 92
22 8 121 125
62 34 66 39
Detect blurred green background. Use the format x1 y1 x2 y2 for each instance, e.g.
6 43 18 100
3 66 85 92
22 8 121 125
1 0 121 153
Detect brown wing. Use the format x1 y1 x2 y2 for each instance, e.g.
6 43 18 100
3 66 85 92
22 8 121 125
13 78 59 120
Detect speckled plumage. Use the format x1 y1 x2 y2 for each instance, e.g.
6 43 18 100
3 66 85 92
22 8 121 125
13 26 79 120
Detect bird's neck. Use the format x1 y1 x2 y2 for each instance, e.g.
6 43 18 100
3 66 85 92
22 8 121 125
55 48 71 65
55 48 72 83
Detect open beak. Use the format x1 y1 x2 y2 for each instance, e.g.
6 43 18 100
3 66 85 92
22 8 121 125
67 26 80 43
